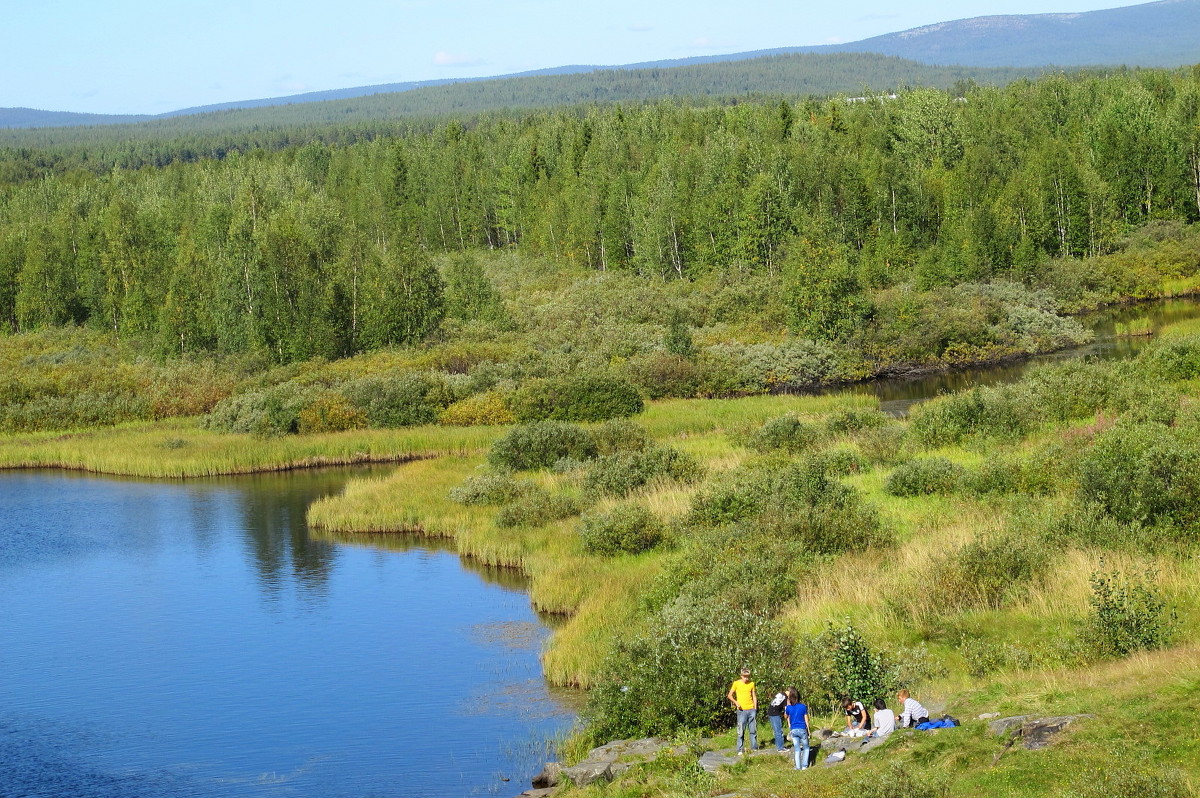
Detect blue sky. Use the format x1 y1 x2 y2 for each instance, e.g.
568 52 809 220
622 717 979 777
7 0 1132 115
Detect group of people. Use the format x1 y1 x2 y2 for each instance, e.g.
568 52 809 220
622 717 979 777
728 668 931 771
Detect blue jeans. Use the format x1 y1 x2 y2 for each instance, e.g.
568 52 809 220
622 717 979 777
790 727 809 769
735 709 758 753
768 714 785 750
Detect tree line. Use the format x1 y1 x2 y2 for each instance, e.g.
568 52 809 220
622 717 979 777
1 68 1199 362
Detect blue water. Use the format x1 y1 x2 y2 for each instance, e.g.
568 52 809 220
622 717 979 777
0 469 574 798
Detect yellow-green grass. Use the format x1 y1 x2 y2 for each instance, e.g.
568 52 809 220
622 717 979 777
0 419 504 477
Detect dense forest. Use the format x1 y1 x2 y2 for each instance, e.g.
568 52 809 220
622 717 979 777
3 69 1199 365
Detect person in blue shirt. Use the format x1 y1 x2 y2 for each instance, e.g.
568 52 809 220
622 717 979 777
783 687 809 770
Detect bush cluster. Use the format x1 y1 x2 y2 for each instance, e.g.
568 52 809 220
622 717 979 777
741 414 822 454
583 446 705 497
494 487 580 528
579 504 667 555
507 373 643 422
928 533 1049 610
342 372 456 428
1086 568 1177 658
885 457 964 496
487 420 599 471
437 390 516 426
584 597 794 739
448 472 530 506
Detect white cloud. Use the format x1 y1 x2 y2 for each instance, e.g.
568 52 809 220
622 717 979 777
433 50 482 67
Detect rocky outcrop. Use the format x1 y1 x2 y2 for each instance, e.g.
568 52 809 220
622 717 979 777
989 714 1093 750
524 737 681 793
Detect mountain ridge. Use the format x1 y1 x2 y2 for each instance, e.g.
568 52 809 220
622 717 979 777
3 0 1196 129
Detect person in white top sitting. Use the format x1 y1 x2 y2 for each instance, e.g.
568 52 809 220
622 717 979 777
897 689 930 728
870 698 896 737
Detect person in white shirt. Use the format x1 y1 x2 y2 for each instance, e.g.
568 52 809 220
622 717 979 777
870 698 896 737
897 689 930 728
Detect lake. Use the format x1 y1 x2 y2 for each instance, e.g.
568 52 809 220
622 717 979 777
0 468 575 798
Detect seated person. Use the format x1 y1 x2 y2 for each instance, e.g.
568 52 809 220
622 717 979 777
897 689 930 728
870 698 895 737
842 697 872 737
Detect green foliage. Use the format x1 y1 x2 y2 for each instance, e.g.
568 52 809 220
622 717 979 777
885 457 965 496
583 446 705 497
448 472 530 506
1077 422 1200 532
908 386 1032 447
436 390 516 426
800 620 897 709
824 406 890 435
663 308 695 359
342 373 455 428
507 374 644 423
590 419 651 456
930 533 1049 610
1140 334 1200 381
296 390 367 433
583 597 795 739
741 414 822 454
203 383 319 436
494 487 581 528
579 504 667 556
1086 568 1177 658
624 351 701 399
487 420 598 471
442 253 507 324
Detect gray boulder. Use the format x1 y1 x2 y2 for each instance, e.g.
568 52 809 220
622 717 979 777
513 790 557 798
531 762 560 789
560 759 613 787
698 750 741 773
988 715 1030 737
1020 715 1093 750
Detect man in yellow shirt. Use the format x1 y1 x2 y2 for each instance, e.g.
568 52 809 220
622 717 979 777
726 667 758 755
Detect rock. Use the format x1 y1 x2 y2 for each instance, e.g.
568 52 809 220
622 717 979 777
1019 715 1093 750
560 760 613 787
698 750 741 773
978 712 1001 720
988 715 1029 737
531 762 561 789
585 737 668 760
514 790 557 798
822 749 847 766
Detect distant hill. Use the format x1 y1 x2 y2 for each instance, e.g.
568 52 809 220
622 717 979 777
799 0 1200 67
2 0 1196 130
0 54 1049 148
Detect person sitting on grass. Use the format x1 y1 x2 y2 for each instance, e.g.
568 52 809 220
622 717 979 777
783 687 809 771
897 689 930 728
842 697 872 736
870 698 896 737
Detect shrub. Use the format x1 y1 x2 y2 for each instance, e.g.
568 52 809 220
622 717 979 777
959 640 1038 678
584 597 794 739
591 418 650 455
840 764 948 798
580 504 667 555
799 620 897 710
625 351 700 399
494 488 581 528
930 533 1048 610
742 414 822 453
885 457 964 496
507 374 644 422
1077 422 1200 531
855 423 908 465
448 473 530 506
1086 568 1177 657
343 372 454 428
437 390 517 426
203 382 319 436
583 446 705 497
1139 333 1200 382
297 391 368 434
908 386 1032 447
825 406 889 435
487 421 598 471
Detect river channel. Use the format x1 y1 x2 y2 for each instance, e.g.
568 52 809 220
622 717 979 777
0 468 575 798
2 297 1198 798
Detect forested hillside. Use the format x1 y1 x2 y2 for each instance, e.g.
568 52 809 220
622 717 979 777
0 52 1043 135
3 70 1199 365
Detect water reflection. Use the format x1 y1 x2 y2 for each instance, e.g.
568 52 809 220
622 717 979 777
0 468 575 798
